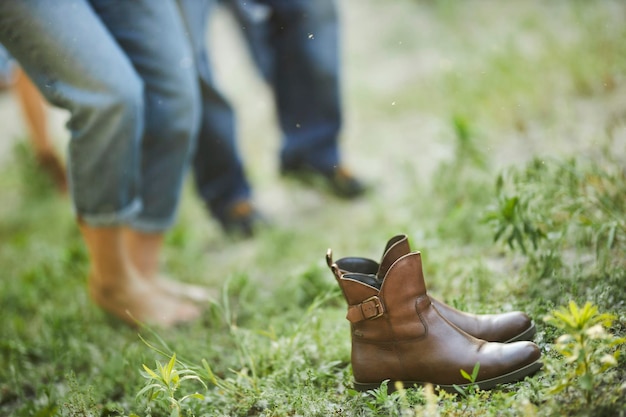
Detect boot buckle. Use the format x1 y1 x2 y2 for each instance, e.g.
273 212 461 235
361 296 385 320
347 296 385 322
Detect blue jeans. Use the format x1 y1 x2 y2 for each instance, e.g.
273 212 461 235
0 0 200 232
178 0 342 219
0 44 16 86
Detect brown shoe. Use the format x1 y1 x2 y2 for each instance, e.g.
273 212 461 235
281 162 367 199
329 250 542 392
214 200 266 238
327 234 536 343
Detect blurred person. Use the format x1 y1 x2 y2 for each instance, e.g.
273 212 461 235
178 0 366 237
0 0 212 327
0 44 66 192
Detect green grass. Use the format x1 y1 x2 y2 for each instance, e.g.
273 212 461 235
1 1 626 416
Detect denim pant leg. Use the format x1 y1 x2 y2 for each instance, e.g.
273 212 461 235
258 0 342 172
226 0 274 81
0 0 198 232
0 0 145 225
178 0 252 219
0 43 16 86
92 0 200 231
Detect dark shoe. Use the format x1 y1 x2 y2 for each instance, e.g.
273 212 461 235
215 200 264 238
281 163 367 199
329 249 542 392
327 234 536 343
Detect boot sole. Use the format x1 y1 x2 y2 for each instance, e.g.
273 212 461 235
354 359 543 393
505 321 537 343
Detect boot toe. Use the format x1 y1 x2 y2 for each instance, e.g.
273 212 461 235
470 341 542 390
497 312 536 343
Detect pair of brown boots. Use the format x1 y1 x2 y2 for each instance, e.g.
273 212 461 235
326 234 542 392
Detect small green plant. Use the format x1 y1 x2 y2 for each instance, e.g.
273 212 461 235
451 114 487 170
544 301 625 405
137 353 206 417
362 381 404 416
483 191 546 254
59 372 97 417
453 362 481 397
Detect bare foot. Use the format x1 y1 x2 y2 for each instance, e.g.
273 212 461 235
120 228 217 304
153 277 218 304
88 272 202 328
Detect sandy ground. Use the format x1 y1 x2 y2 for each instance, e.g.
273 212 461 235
1 0 625 213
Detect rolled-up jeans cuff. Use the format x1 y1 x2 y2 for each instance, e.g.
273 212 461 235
77 198 142 227
130 213 177 233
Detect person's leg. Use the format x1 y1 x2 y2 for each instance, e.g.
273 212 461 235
224 0 274 79
0 0 201 326
178 0 258 235
0 43 16 88
80 223 200 327
240 0 365 197
0 2 144 222
90 0 200 233
13 67 67 192
121 229 215 303
230 0 341 168
92 0 212 304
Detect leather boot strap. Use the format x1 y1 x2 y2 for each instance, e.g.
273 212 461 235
347 296 385 323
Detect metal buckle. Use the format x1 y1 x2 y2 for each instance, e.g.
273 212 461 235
361 296 384 320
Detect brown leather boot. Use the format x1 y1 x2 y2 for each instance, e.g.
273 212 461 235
328 250 542 392
327 234 535 343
